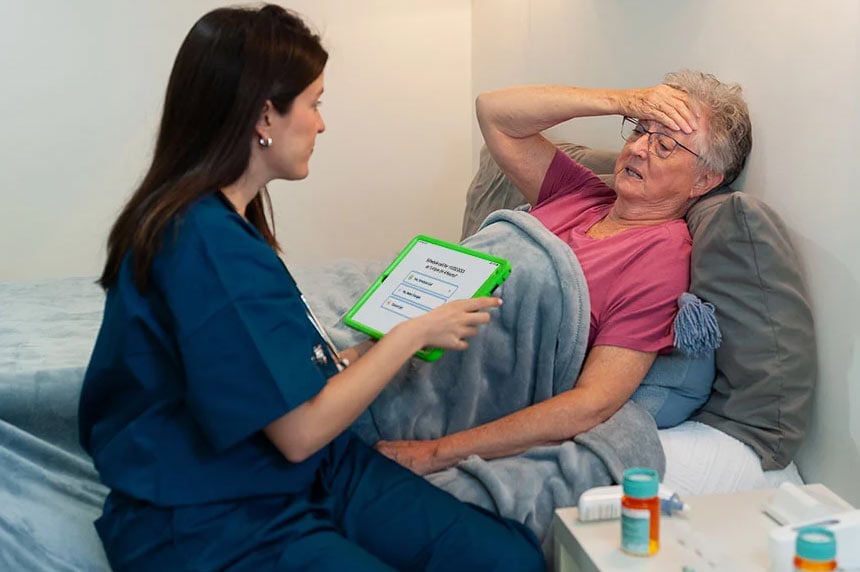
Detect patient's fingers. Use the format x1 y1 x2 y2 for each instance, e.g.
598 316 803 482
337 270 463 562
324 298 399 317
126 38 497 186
624 85 698 133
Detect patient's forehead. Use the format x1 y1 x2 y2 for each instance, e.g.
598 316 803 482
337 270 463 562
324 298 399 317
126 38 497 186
639 116 708 149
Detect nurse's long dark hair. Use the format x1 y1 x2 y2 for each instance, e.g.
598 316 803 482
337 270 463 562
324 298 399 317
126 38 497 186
98 5 327 291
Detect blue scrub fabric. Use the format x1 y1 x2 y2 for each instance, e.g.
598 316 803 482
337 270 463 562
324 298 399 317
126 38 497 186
79 193 341 505
79 193 544 571
96 433 543 571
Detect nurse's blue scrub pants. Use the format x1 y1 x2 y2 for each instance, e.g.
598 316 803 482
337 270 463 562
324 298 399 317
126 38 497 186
96 434 544 571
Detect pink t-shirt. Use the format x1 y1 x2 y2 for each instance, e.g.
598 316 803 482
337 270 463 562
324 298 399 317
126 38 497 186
530 150 691 353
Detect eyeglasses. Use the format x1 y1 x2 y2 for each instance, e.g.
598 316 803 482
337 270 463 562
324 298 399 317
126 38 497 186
620 116 700 160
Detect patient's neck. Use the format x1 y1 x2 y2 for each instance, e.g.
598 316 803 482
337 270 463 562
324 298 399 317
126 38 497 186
586 206 679 239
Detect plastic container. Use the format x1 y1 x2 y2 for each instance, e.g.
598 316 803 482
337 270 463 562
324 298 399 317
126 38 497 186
578 484 689 522
794 526 837 571
620 467 660 556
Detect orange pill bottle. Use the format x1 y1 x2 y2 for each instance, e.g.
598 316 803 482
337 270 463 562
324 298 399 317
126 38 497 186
620 467 660 556
794 526 837 571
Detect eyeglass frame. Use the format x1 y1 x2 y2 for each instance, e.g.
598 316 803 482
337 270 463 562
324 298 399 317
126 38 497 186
620 116 700 160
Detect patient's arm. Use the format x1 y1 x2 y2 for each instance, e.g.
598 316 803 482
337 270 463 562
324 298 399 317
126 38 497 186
375 345 656 475
475 84 697 206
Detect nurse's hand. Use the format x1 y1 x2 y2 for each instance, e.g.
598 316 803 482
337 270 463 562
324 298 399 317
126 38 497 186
375 439 445 475
410 297 501 351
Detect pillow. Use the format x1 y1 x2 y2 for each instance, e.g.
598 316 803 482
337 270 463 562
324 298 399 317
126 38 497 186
461 143 817 469
632 349 715 429
686 189 816 470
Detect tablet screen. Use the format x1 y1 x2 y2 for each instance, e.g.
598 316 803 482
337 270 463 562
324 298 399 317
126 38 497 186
348 238 503 335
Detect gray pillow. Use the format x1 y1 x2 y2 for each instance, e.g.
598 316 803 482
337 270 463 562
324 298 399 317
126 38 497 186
686 188 816 470
460 143 817 469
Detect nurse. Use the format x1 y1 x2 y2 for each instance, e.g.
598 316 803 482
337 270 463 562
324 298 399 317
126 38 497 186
78 5 544 572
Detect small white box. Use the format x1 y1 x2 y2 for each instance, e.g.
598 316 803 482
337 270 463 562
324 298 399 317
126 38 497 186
768 509 860 571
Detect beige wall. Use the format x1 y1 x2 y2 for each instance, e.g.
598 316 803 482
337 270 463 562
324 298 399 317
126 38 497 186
0 0 472 280
472 0 860 504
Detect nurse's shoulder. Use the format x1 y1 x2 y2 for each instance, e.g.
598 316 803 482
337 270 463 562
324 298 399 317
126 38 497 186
162 194 269 257
182 193 264 242
152 193 283 294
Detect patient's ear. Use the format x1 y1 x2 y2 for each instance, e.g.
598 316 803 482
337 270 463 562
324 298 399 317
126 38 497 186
691 170 724 199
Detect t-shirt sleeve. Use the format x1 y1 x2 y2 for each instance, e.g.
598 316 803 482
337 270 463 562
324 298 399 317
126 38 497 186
536 149 613 207
154 210 329 452
592 228 691 353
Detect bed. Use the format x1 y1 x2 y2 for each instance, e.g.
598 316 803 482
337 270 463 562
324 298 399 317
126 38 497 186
0 143 816 570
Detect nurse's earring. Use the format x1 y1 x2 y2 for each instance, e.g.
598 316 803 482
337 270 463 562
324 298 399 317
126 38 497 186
258 136 273 148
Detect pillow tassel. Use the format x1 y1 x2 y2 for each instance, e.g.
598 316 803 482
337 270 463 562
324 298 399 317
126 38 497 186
673 292 722 357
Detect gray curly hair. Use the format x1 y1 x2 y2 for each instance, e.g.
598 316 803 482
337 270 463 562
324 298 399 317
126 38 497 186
663 70 752 186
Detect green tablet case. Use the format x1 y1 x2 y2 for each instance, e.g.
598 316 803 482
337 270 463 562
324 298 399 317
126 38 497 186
343 235 511 361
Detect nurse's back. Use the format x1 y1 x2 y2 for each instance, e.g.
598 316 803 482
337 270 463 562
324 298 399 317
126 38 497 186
79 194 336 505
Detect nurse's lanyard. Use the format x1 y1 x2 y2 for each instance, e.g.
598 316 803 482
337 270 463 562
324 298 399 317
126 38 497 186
215 190 347 373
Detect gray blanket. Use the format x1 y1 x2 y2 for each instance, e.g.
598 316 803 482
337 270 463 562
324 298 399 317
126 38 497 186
295 210 665 555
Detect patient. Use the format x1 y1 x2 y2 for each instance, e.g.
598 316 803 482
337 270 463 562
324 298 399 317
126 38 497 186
377 70 752 475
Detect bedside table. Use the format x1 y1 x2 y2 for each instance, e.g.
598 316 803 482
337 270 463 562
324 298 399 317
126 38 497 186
552 484 847 572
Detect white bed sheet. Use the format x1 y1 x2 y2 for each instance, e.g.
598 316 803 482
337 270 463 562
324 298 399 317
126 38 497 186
660 420 804 497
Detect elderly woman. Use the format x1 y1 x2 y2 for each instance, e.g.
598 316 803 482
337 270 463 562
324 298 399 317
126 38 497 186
377 70 752 475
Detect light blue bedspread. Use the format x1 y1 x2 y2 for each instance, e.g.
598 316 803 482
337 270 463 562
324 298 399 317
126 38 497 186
0 277 110 570
0 212 664 569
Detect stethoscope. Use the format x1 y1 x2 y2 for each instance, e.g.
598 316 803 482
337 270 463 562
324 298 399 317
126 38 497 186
215 190 348 373
297 290 349 373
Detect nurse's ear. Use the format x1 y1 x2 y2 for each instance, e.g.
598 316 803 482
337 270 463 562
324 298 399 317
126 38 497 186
255 100 274 147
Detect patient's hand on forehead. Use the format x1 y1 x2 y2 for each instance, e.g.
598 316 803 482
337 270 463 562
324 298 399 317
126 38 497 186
619 83 700 134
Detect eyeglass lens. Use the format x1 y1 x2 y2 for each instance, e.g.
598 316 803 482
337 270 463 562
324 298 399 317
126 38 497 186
621 118 677 158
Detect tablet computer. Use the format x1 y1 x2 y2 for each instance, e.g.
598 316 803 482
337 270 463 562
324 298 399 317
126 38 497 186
343 235 511 361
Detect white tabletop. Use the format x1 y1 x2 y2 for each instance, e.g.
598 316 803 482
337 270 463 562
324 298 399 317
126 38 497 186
552 485 846 572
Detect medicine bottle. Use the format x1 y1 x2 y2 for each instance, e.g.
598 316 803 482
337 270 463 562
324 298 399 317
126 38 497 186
794 526 836 571
620 467 659 556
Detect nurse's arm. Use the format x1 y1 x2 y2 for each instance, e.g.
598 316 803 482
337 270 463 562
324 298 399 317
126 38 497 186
337 339 375 367
264 297 500 464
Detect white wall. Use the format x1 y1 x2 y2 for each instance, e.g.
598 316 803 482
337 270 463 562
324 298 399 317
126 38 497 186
473 0 860 505
3 0 857 506
0 0 472 280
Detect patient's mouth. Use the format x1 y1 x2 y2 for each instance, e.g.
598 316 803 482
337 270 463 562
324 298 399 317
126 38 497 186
624 167 643 180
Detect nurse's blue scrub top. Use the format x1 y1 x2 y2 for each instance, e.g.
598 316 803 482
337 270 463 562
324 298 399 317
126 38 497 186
79 193 344 506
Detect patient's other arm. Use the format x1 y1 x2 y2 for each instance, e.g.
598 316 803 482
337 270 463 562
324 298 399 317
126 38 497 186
375 345 656 475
